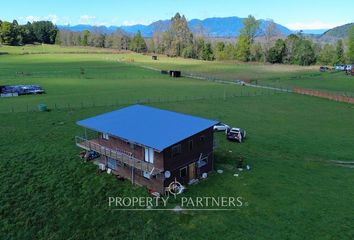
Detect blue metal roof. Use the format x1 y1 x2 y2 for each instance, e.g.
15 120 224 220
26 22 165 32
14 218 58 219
77 105 218 152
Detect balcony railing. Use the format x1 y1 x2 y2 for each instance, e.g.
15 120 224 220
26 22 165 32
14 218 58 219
75 136 163 176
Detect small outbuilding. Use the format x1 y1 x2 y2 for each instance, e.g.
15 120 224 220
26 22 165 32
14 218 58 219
169 70 181 78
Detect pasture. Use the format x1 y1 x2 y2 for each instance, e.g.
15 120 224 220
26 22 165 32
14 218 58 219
0 45 354 240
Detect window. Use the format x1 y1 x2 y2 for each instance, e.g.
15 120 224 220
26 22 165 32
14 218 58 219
200 135 205 141
102 133 109 140
143 171 151 179
188 140 194 151
180 167 187 177
144 147 154 163
107 158 117 170
172 144 181 157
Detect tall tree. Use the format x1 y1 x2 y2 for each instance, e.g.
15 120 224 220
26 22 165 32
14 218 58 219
0 21 16 45
335 39 344 64
167 13 193 57
235 35 250 61
263 20 279 59
129 30 147 53
32 21 58 44
318 44 336 65
238 15 260 61
267 39 286 63
348 26 354 63
240 15 260 45
81 30 90 46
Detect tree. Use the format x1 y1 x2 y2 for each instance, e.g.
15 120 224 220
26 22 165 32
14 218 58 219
238 15 260 61
129 31 147 53
318 44 336 65
348 26 354 63
201 42 214 61
335 39 344 64
235 35 250 61
168 13 193 57
240 15 260 45
263 20 279 59
32 21 58 44
0 21 16 45
267 39 286 63
293 39 316 66
214 42 226 60
250 43 264 62
284 34 301 64
81 30 90 46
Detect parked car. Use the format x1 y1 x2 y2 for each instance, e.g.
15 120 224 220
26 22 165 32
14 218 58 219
334 64 346 71
213 123 230 132
1 85 44 95
320 66 330 72
226 128 246 143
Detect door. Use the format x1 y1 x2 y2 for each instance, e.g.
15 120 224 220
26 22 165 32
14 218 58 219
189 162 196 181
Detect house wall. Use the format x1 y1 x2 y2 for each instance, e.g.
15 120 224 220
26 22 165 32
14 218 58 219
110 162 165 194
94 128 214 194
162 127 214 186
97 134 164 170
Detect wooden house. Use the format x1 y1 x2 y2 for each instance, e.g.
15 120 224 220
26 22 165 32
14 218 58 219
75 105 218 195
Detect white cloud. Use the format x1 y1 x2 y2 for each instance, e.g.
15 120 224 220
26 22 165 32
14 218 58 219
286 21 345 30
79 15 96 24
19 15 59 24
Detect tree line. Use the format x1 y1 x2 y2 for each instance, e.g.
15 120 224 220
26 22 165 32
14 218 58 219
0 20 57 45
1 15 354 65
57 13 354 66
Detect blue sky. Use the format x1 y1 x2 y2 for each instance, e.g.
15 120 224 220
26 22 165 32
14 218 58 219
2 0 353 29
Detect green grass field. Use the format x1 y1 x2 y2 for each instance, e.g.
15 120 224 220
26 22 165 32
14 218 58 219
1 45 354 240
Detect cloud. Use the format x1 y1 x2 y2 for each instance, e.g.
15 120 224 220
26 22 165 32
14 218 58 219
19 15 60 24
285 21 345 30
79 15 96 24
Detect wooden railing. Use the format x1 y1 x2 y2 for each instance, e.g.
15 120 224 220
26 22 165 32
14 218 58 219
75 136 163 176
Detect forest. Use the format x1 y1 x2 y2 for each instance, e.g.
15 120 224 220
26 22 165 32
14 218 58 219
1 13 354 66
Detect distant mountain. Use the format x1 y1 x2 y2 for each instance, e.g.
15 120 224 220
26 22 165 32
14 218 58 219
301 29 328 35
58 17 292 38
321 23 354 38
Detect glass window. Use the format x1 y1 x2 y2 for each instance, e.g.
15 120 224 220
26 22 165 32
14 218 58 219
107 158 117 170
102 133 109 140
180 167 187 177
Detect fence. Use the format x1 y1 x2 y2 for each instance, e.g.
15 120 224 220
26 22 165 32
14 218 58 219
294 88 354 104
0 89 286 114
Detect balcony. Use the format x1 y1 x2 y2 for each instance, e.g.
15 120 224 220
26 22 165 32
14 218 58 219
75 136 163 176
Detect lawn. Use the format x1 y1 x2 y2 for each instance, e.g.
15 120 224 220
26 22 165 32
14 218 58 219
0 52 277 113
0 45 354 240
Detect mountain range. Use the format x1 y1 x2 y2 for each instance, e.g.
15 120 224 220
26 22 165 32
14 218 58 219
58 17 293 37
59 17 352 38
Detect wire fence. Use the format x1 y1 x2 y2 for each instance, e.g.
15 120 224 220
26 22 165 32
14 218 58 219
0 89 287 114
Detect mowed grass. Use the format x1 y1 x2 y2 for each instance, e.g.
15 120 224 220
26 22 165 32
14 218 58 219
111 51 354 94
1 45 354 239
0 52 277 113
1 96 354 239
